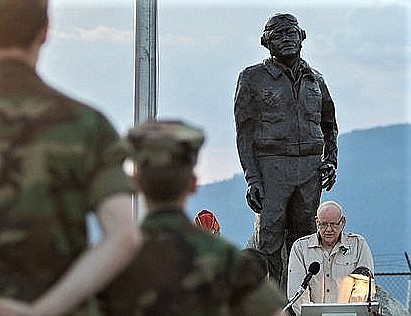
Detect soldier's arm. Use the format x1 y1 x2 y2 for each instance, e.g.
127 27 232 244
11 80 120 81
229 251 287 316
29 193 141 316
232 280 287 316
234 70 260 184
319 77 338 168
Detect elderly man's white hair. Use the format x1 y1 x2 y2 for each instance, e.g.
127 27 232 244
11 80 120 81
317 200 344 217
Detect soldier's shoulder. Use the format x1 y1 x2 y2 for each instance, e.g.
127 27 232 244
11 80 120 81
43 83 107 121
301 59 324 79
239 62 265 76
309 66 325 81
312 68 323 78
192 228 238 252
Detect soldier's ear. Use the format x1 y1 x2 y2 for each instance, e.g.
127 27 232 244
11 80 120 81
260 35 268 49
188 174 197 195
38 17 49 45
301 29 306 41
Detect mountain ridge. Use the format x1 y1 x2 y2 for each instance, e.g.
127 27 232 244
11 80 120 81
187 124 411 269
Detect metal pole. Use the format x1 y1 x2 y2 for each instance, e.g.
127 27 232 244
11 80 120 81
405 251 411 271
134 0 158 125
404 251 411 313
133 0 158 220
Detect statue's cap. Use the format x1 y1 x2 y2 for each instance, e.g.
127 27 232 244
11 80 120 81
127 120 205 167
264 13 300 32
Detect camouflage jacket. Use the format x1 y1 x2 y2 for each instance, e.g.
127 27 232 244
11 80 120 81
0 58 132 306
99 208 285 316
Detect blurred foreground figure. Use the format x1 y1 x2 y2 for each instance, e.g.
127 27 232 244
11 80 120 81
234 13 338 285
287 201 374 315
100 120 288 316
0 1 141 315
194 209 221 236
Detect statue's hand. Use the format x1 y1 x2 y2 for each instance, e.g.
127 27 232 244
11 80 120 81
246 182 264 214
320 162 336 191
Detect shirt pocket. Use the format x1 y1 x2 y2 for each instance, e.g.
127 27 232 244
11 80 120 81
305 112 324 139
334 256 359 276
258 112 288 141
257 88 286 110
302 81 322 113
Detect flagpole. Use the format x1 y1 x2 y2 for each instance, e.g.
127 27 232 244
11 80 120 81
134 0 158 125
133 0 158 219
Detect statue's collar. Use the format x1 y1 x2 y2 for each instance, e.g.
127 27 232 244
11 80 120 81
263 57 315 81
263 58 283 79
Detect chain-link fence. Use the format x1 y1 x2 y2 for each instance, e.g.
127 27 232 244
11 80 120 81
374 252 411 314
375 272 410 311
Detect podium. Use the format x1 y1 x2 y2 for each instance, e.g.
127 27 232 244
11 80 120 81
301 302 380 315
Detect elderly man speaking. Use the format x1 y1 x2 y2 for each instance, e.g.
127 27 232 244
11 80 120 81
287 201 374 315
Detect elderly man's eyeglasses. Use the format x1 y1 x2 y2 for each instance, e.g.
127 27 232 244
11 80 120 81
316 216 343 229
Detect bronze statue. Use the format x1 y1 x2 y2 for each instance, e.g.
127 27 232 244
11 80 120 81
234 13 338 285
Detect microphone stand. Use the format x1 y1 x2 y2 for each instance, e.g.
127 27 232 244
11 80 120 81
282 287 305 312
366 275 379 315
283 262 320 313
367 274 372 313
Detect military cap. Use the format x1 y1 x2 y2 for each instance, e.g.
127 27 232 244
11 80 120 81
264 13 300 32
261 13 306 48
127 120 205 167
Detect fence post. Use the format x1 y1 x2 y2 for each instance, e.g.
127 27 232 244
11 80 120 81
404 251 411 313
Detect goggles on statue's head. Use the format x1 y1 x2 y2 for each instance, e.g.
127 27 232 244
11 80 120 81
261 13 306 48
264 13 300 32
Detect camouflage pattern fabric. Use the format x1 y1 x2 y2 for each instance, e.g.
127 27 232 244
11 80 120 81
99 208 286 316
127 120 205 167
0 59 132 308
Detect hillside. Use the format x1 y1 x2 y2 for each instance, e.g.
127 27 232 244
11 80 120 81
187 124 411 269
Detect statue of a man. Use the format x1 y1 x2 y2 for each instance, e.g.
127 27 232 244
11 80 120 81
234 13 338 285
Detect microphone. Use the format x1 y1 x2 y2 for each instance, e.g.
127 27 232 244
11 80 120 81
301 261 321 289
283 262 321 312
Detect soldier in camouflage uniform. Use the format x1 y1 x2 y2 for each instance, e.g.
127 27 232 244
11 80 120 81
99 120 288 316
0 0 141 315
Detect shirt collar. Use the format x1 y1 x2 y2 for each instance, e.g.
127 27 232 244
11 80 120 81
308 231 349 251
263 58 283 79
339 232 351 253
307 233 322 248
263 57 316 81
141 207 190 230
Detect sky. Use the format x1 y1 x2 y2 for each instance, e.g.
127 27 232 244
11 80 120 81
41 0 411 185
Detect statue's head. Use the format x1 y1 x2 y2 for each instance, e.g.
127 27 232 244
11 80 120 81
260 13 306 60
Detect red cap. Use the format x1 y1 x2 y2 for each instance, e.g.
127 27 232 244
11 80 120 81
194 209 220 235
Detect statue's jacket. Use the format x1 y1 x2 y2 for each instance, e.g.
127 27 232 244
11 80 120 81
234 58 338 183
